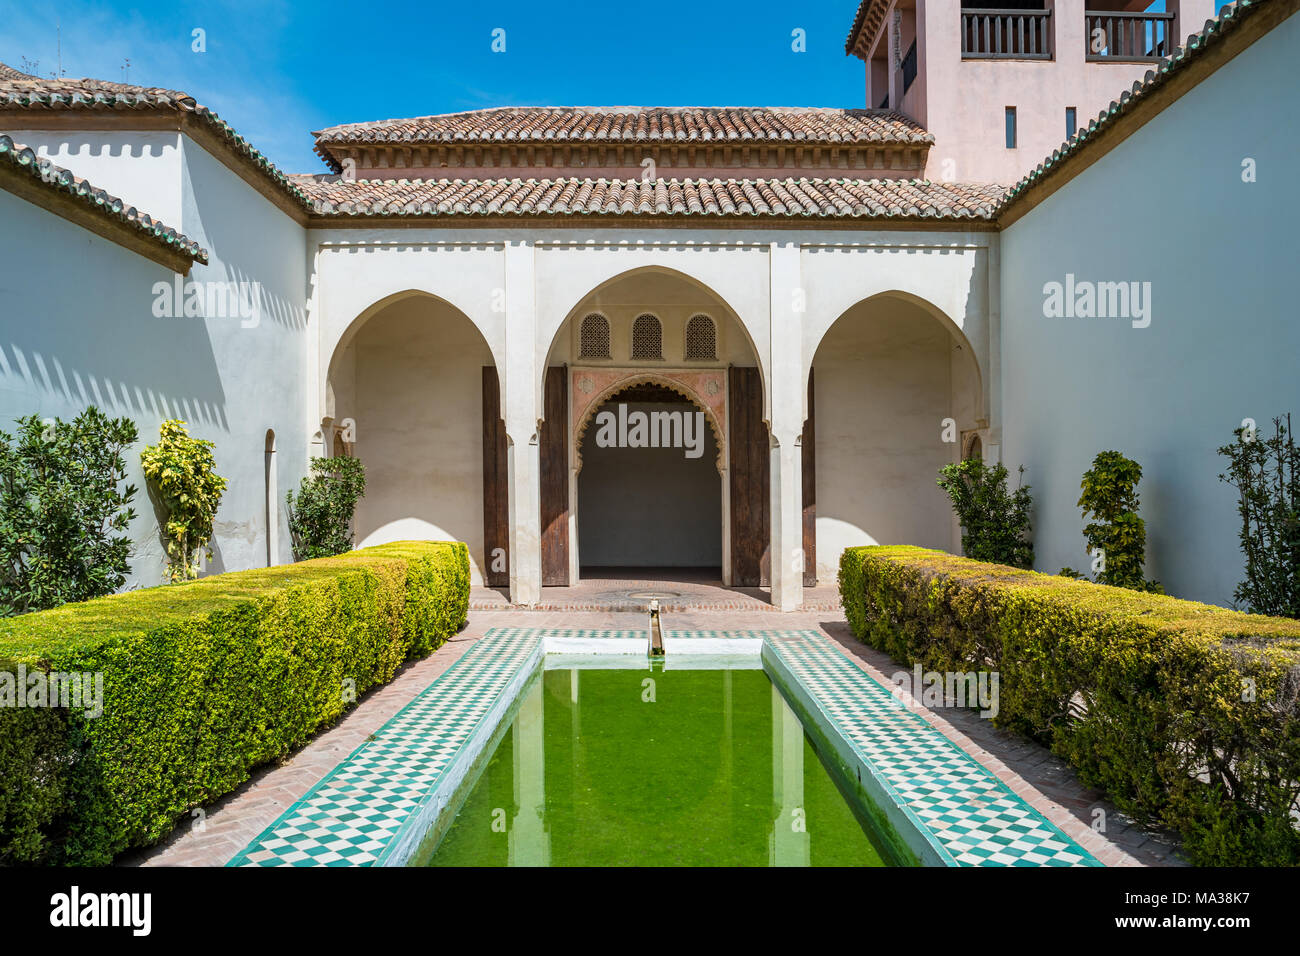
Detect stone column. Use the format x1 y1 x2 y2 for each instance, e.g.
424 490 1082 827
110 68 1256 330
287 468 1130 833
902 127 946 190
503 240 542 606
768 242 805 612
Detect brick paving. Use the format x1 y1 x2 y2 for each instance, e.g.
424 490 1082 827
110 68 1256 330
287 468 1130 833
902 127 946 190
471 567 843 612
125 588 1184 867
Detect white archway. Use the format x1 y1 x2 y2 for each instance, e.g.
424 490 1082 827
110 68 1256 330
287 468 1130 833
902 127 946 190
327 290 499 584
808 291 984 580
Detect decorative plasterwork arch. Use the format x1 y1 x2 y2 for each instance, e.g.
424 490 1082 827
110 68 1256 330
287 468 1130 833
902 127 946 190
570 367 727 475
542 258 766 420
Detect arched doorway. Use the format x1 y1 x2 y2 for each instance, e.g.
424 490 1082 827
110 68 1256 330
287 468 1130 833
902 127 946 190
808 292 983 581
540 268 766 586
576 381 723 574
328 291 497 585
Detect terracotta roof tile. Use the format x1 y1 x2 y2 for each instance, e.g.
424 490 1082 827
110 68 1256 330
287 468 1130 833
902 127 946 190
0 65 312 213
289 174 1004 221
997 0 1271 217
312 106 932 167
0 134 208 264
0 64 37 80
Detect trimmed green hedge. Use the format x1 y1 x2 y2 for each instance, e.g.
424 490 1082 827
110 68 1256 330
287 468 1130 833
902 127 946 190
0 540 469 865
840 545 1300 866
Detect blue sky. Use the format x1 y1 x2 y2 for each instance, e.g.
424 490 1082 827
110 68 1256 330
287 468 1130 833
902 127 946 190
1 0 871 172
1 1 1229 173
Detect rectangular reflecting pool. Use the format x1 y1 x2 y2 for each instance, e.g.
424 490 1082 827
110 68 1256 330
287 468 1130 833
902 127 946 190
417 665 903 866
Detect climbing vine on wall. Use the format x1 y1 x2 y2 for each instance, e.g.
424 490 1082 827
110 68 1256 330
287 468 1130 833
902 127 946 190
140 420 227 583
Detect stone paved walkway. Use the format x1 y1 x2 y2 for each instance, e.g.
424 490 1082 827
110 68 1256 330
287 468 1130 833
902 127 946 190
471 567 843 612
124 598 1184 867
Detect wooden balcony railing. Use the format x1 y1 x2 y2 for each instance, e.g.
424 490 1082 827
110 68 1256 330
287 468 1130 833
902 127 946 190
961 9 1054 59
1085 10 1175 61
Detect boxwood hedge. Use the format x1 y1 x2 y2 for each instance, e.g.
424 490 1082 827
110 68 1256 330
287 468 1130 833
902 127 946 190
840 545 1300 866
0 540 469 865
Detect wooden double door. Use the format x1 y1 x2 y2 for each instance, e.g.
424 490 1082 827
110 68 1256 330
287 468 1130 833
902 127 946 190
482 366 815 589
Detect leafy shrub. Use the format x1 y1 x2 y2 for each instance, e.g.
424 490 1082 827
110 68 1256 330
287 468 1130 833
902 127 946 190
140 420 228 583
1075 450 1161 592
1219 415 1300 618
840 545 1300 866
287 456 366 560
0 408 138 616
936 459 1034 569
0 540 469 865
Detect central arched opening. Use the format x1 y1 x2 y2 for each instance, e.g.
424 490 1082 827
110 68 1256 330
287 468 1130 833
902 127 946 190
577 382 722 574
541 265 766 589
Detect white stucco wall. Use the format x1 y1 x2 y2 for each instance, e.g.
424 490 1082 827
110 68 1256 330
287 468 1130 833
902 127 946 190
0 188 180 585
8 130 185 225
176 138 309 573
0 129 308 587
998 9 1300 606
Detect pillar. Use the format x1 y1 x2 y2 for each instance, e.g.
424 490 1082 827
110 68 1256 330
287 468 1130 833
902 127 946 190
768 242 805 612
503 240 542 606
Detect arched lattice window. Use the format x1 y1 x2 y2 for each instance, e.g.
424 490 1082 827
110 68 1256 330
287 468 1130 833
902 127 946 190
631 313 663 360
579 313 611 359
685 314 717 361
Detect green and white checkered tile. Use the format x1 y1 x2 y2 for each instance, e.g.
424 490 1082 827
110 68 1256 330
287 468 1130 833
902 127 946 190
762 630 1100 867
228 627 548 867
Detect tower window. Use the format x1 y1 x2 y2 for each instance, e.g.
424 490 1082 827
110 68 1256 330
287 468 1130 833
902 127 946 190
631 313 664 360
1005 107 1017 149
1066 107 1077 140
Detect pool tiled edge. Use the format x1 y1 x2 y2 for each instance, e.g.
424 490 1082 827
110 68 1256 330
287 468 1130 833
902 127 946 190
227 627 1099 867
759 631 1099 866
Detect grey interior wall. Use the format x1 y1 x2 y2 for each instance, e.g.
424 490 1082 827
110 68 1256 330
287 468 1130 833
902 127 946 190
578 401 722 567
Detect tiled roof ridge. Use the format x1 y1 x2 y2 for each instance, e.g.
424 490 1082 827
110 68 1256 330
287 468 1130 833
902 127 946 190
318 103 916 126
288 173 1006 221
0 63 37 80
314 104 931 138
311 104 934 170
0 64 313 214
997 0 1272 216
0 134 208 264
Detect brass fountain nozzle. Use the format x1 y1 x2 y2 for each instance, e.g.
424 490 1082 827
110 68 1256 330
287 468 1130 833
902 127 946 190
648 598 664 657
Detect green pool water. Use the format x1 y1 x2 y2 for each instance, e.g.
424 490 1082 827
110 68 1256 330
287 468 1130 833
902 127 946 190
418 665 898 866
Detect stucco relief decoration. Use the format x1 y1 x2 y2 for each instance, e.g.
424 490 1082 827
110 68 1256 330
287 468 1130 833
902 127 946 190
571 367 727 475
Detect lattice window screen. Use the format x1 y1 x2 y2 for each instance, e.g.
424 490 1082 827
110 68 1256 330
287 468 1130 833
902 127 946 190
685 314 717 360
579 313 611 359
631 313 663 360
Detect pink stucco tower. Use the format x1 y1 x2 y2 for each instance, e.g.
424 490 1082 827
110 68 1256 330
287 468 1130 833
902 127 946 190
846 0 1218 182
